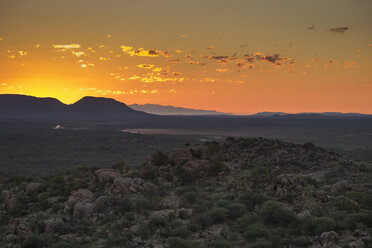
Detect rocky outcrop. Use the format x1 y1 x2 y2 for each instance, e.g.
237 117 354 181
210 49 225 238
64 189 94 220
92 169 122 183
274 174 307 195
25 182 42 194
168 149 193 164
1 190 18 209
73 202 95 221
44 217 65 233
320 231 339 247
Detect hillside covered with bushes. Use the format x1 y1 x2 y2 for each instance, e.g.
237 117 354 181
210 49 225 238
1 138 371 248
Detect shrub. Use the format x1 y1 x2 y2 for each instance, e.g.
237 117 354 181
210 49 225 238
207 160 228 176
248 238 272 248
226 203 247 219
207 239 231 248
343 212 372 230
243 223 271 242
112 161 128 172
261 201 296 225
239 191 264 211
151 151 169 166
208 207 228 224
182 192 199 205
237 214 258 230
303 216 338 235
167 237 200 248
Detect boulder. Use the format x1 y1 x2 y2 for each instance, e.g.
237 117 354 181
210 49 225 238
73 202 94 221
168 149 193 164
92 169 122 183
25 182 42 194
44 217 64 233
182 160 209 171
17 223 31 236
2 190 18 209
331 180 348 192
320 231 339 247
64 189 94 212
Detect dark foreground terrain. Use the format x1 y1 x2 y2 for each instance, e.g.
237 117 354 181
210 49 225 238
1 138 371 248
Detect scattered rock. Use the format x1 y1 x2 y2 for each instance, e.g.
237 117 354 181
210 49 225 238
320 231 339 247
25 182 42 194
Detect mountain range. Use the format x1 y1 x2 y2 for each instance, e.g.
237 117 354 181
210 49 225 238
129 103 232 116
0 94 371 122
0 94 151 122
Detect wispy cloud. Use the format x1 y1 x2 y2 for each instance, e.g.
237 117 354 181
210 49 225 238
328 27 349 34
52 44 81 49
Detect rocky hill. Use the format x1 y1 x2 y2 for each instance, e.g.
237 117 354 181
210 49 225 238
0 138 371 248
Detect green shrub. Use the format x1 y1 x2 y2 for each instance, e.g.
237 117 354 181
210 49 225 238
112 161 128 172
248 238 272 248
237 214 258 230
167 237 200 248
239 191 264 211
261 201 296 225
208 207 228 224
243 223 271 242
343 212 372 230
151 151 169 166
207 239 231 248
182 192 199 205
207 160 228 176
226 203 247 219
303 216 338 235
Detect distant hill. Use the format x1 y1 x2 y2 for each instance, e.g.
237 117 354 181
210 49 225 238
0 94 152 122
129 103 233 115
253 111 371 118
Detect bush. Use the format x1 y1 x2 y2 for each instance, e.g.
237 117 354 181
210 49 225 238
112 161 128 172
167 237 200 248
303 216 338 235
207 239 231 248
261 201 296 225
239 191 264 211
226 203 247 219
207 160 228 176
248 238 272 248
237 214 258 230
343 212 372 230
243 223 271 242
208 207 228 224
182 192 199 205
151 151 169 166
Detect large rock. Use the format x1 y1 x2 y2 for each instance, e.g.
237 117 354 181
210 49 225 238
25 182 42 194
113 177 143 193
1 190 18 209
44 217 64 233
331 180 348 192
73 202 94 221
168 149 193 164
274 174 307 195
92 169 122 183
182 160 209 171
320 231 339 247
64 189 94 212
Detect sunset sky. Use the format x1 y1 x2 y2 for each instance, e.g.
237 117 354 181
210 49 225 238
0 0 371 114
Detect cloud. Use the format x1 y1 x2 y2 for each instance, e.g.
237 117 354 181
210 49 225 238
308 25 315 30
137 64 155 69
121 45 172 58
53 44 81 49
180 34 188 38
328 27 349 34
216 68 229 72
369 44 372 48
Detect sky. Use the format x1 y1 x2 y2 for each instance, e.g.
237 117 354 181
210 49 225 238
0 0 371 114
